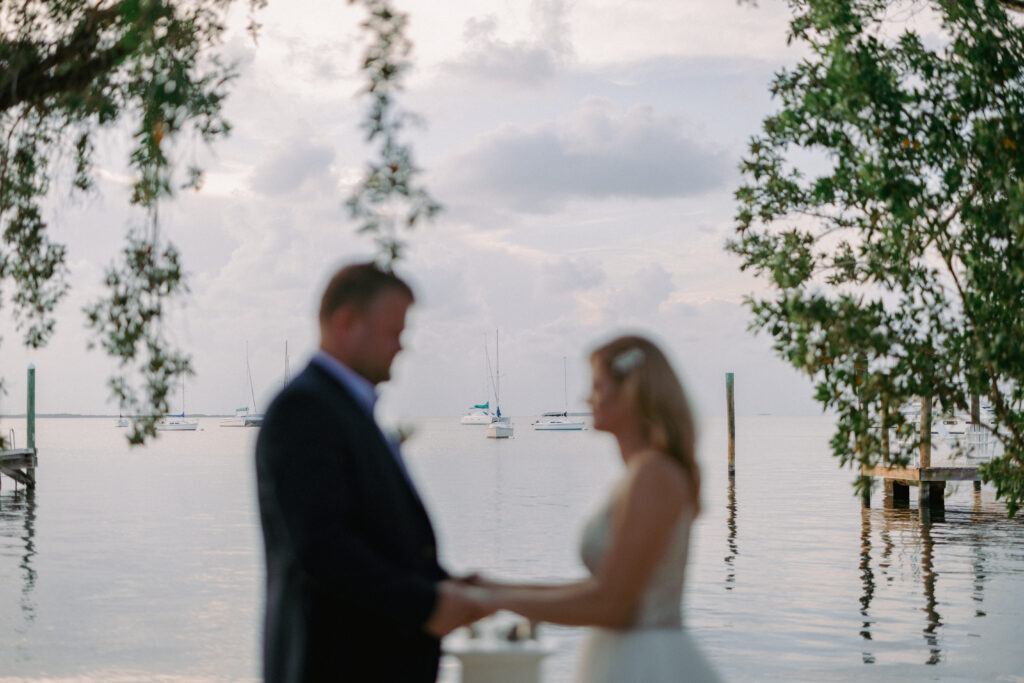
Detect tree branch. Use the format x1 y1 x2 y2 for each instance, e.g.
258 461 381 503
0 6 131 114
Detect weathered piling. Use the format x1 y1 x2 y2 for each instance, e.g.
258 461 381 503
27 364 36 480
920 394 932 469
971 392 983 491
917 394 946 508
726 372 735 476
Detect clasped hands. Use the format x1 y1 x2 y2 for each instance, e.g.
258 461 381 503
423 574 504 638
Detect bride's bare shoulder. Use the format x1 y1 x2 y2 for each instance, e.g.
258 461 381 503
625 450 689 499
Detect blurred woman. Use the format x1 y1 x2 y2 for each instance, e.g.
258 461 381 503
469 334 721 682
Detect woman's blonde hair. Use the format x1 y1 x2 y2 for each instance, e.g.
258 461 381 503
591 335 700 511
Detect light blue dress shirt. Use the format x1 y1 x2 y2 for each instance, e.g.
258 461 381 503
311 350 412 483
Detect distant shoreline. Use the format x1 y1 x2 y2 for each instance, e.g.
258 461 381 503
0 413 233 419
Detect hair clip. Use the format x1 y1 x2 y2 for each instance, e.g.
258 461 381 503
611 348 644 375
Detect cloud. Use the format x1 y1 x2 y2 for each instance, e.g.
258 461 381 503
541 256 606 293
601 263 676 322
442 0 573 85
249 141 335 196
437 99 730 213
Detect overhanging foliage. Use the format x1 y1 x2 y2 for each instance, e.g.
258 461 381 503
1 0 435 444
729 0 1024 514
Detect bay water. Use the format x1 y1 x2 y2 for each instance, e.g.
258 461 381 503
1 416 1023 682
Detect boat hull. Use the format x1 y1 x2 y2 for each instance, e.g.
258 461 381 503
156 419 198 431
486 419 514 438
533 421 584 431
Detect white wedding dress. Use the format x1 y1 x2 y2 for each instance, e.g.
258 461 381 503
574 492 722 682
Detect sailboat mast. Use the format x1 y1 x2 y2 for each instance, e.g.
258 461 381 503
563 356 568 415
284 340 290 386
495 329 500 415
246 341 258 411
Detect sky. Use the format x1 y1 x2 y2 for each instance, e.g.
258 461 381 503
1 0 832 421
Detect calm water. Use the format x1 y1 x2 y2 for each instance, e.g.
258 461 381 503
1 416 1023 682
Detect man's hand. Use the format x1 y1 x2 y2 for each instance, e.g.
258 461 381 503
424 580 492 637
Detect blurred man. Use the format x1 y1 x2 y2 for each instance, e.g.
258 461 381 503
256 262 480 682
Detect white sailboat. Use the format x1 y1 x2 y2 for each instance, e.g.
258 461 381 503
534 357 584 431
157 381 198 431
156 414 199 431
485 330 514 439
461 402 496 425
221 342 263 427
462 336 496 425
219 406 252 428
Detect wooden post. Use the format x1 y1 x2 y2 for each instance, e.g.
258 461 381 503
919 394 931 469
971 392 980 425
26 363 36 486
880 396 889 459
920 481 945 510
884 479 910 506
726 373 735 476
27 364 36 450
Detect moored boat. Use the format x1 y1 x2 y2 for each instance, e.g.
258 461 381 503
156 414 198 431
461 403 495 425
533 358 584 430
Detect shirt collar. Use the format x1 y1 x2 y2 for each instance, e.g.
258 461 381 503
313 350 378 416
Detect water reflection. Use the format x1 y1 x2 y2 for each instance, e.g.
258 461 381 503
865 505 945 665
919 516 942 665
724 474 737 590
970 487 988 618
859 506 875 664
857 494 1011 667
0 486 38 630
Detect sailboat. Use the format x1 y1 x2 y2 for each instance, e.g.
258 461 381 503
461 402 496 425
156 380 199 431
462 339 497 424
534 357 584 431
219 406 252 428
221 342 263 427
485 330 514 439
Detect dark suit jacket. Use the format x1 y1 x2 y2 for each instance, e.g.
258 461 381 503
255 361 447 682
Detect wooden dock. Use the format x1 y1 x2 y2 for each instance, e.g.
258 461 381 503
862 464 981 509
0 365 37 490
0 447 37 487
861 396 987 510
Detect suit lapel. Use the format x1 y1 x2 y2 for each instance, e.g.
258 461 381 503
311 363 434 531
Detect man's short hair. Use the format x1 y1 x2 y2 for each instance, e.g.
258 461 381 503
319 262 415 323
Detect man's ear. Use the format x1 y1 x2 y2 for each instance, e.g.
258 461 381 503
329 306 351 330
328 305 364 340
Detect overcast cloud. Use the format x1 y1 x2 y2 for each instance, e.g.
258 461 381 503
442 0 573 85
439 99 729 213
249 141 336 195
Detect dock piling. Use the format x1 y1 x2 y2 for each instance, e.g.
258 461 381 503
27 364 36 481
726 373 735 476
919 394 932 469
